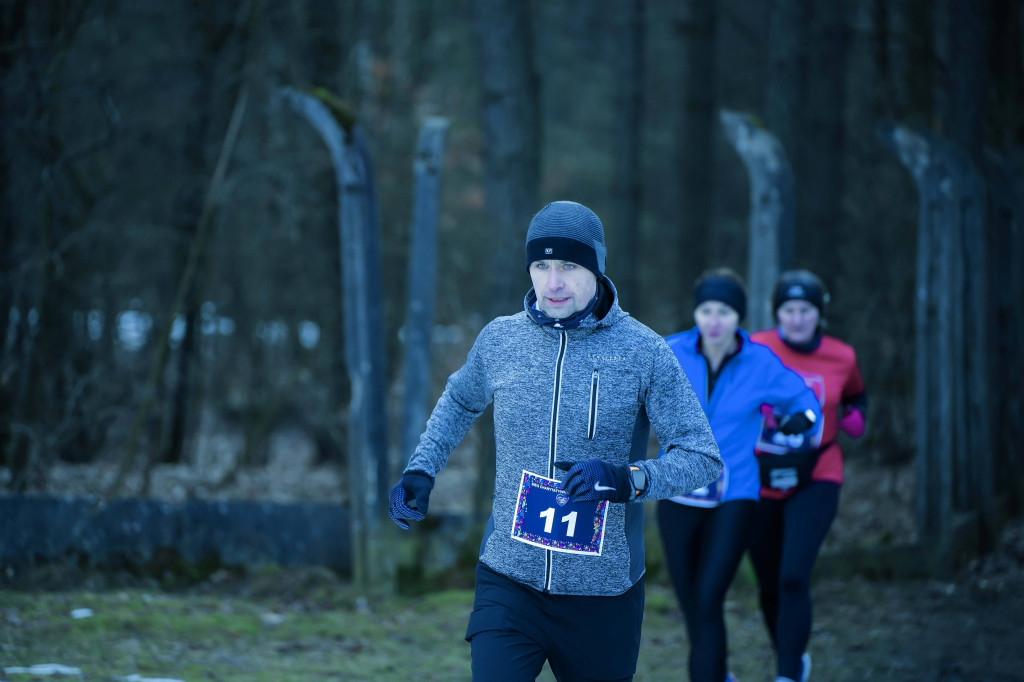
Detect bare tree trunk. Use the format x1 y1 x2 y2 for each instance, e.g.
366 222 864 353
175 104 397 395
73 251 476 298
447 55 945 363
799 4 849 272
301 0 350 467
160 1 253 471
611 0 645 308
673 0 717 298
760 0 808 271
880 0 935 127
3 2 99 491
0 5 23 474
108 85 250 499
944 0 995 550
474 0 540 315
473 0 541 525
986 0 1024 514
944 0 990 158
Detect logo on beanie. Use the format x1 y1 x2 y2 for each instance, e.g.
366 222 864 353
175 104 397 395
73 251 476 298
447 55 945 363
787 285 806 298
545 247 553 255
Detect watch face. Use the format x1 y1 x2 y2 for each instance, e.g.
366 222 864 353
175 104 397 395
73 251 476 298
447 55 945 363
630 467 646 491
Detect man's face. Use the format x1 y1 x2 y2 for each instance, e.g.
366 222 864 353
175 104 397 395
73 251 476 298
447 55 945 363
529 259 598 319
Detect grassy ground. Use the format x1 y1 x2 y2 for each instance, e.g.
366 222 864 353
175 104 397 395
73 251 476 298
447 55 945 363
3 543 1024 682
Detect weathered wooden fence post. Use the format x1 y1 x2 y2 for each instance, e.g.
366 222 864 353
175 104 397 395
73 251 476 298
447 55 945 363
719 110 795 332
879 124 991 572
281 88 389 588
401 118 449 461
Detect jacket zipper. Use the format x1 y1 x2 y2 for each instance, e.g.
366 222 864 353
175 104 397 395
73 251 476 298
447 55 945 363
544 331 567 593
587 368 600 439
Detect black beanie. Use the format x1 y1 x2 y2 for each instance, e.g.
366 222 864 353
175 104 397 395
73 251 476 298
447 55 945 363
772 270 829 316
694 276 747 320
525 201 607 276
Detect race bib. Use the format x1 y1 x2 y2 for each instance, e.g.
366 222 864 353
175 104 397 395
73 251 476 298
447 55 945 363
758 449 824 491
672 469 728 508
768 466 800 491
510 471 608 556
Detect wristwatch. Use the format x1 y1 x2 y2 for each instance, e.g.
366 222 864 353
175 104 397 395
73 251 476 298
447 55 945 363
628 466 646 498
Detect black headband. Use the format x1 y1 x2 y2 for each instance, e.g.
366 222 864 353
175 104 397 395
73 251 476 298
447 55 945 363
526 236 604 277
694 277 747 320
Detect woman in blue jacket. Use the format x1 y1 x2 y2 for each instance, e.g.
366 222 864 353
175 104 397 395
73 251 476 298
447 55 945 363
657 268 820 682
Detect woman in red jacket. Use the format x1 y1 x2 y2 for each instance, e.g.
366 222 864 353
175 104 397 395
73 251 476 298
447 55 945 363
749 270 867 682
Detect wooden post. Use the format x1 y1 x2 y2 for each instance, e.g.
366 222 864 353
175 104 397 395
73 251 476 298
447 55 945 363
348 127 392 535
879 124 990 572
401 118 449 461
281 88 389 588
880 125 954 567
719 110 795 333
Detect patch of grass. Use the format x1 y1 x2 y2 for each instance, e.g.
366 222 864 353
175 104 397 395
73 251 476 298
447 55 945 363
5 553 1024 681
0 575 758 681
1 576 477 682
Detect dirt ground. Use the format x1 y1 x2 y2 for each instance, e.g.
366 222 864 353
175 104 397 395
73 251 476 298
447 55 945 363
2 516 1023 681
4 439 1024 681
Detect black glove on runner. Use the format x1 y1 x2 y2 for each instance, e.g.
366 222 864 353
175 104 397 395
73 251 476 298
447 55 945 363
387 470 435 530
554 460 632 503
778 409 816 436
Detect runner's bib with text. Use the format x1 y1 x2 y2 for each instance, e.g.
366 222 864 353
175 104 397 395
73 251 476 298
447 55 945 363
510 471 609 556
671 468 729 508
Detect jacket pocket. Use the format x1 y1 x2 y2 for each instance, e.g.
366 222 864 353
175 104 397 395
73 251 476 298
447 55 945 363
587 369 600 439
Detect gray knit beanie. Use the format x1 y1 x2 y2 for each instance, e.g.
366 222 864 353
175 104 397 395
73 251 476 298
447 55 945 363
525 201 606 276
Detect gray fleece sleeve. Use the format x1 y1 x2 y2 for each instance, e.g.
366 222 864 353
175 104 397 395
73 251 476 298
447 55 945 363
635 338 723 500
403 327 494 477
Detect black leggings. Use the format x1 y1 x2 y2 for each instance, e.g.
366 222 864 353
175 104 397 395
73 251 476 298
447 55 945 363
748 481 840 681
656 499 758 682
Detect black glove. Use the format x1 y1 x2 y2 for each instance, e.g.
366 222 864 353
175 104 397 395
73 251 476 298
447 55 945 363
778 409 817 436
554 459 632 503
387 471 435 530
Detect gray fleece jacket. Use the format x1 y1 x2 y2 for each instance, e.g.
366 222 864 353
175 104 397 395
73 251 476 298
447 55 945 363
405 280 722 596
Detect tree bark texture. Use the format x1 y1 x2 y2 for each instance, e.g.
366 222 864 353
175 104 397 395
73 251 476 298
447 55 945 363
797 3 849 272
472 0 541 525
473 0 540 316
760 0 807 272
673 0 717 298
610 0 645 308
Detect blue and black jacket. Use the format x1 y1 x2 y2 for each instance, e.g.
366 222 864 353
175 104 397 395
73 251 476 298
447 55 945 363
661 327 820 506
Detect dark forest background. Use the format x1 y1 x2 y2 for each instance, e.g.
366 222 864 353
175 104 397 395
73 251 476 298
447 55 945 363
1 0 1021 529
